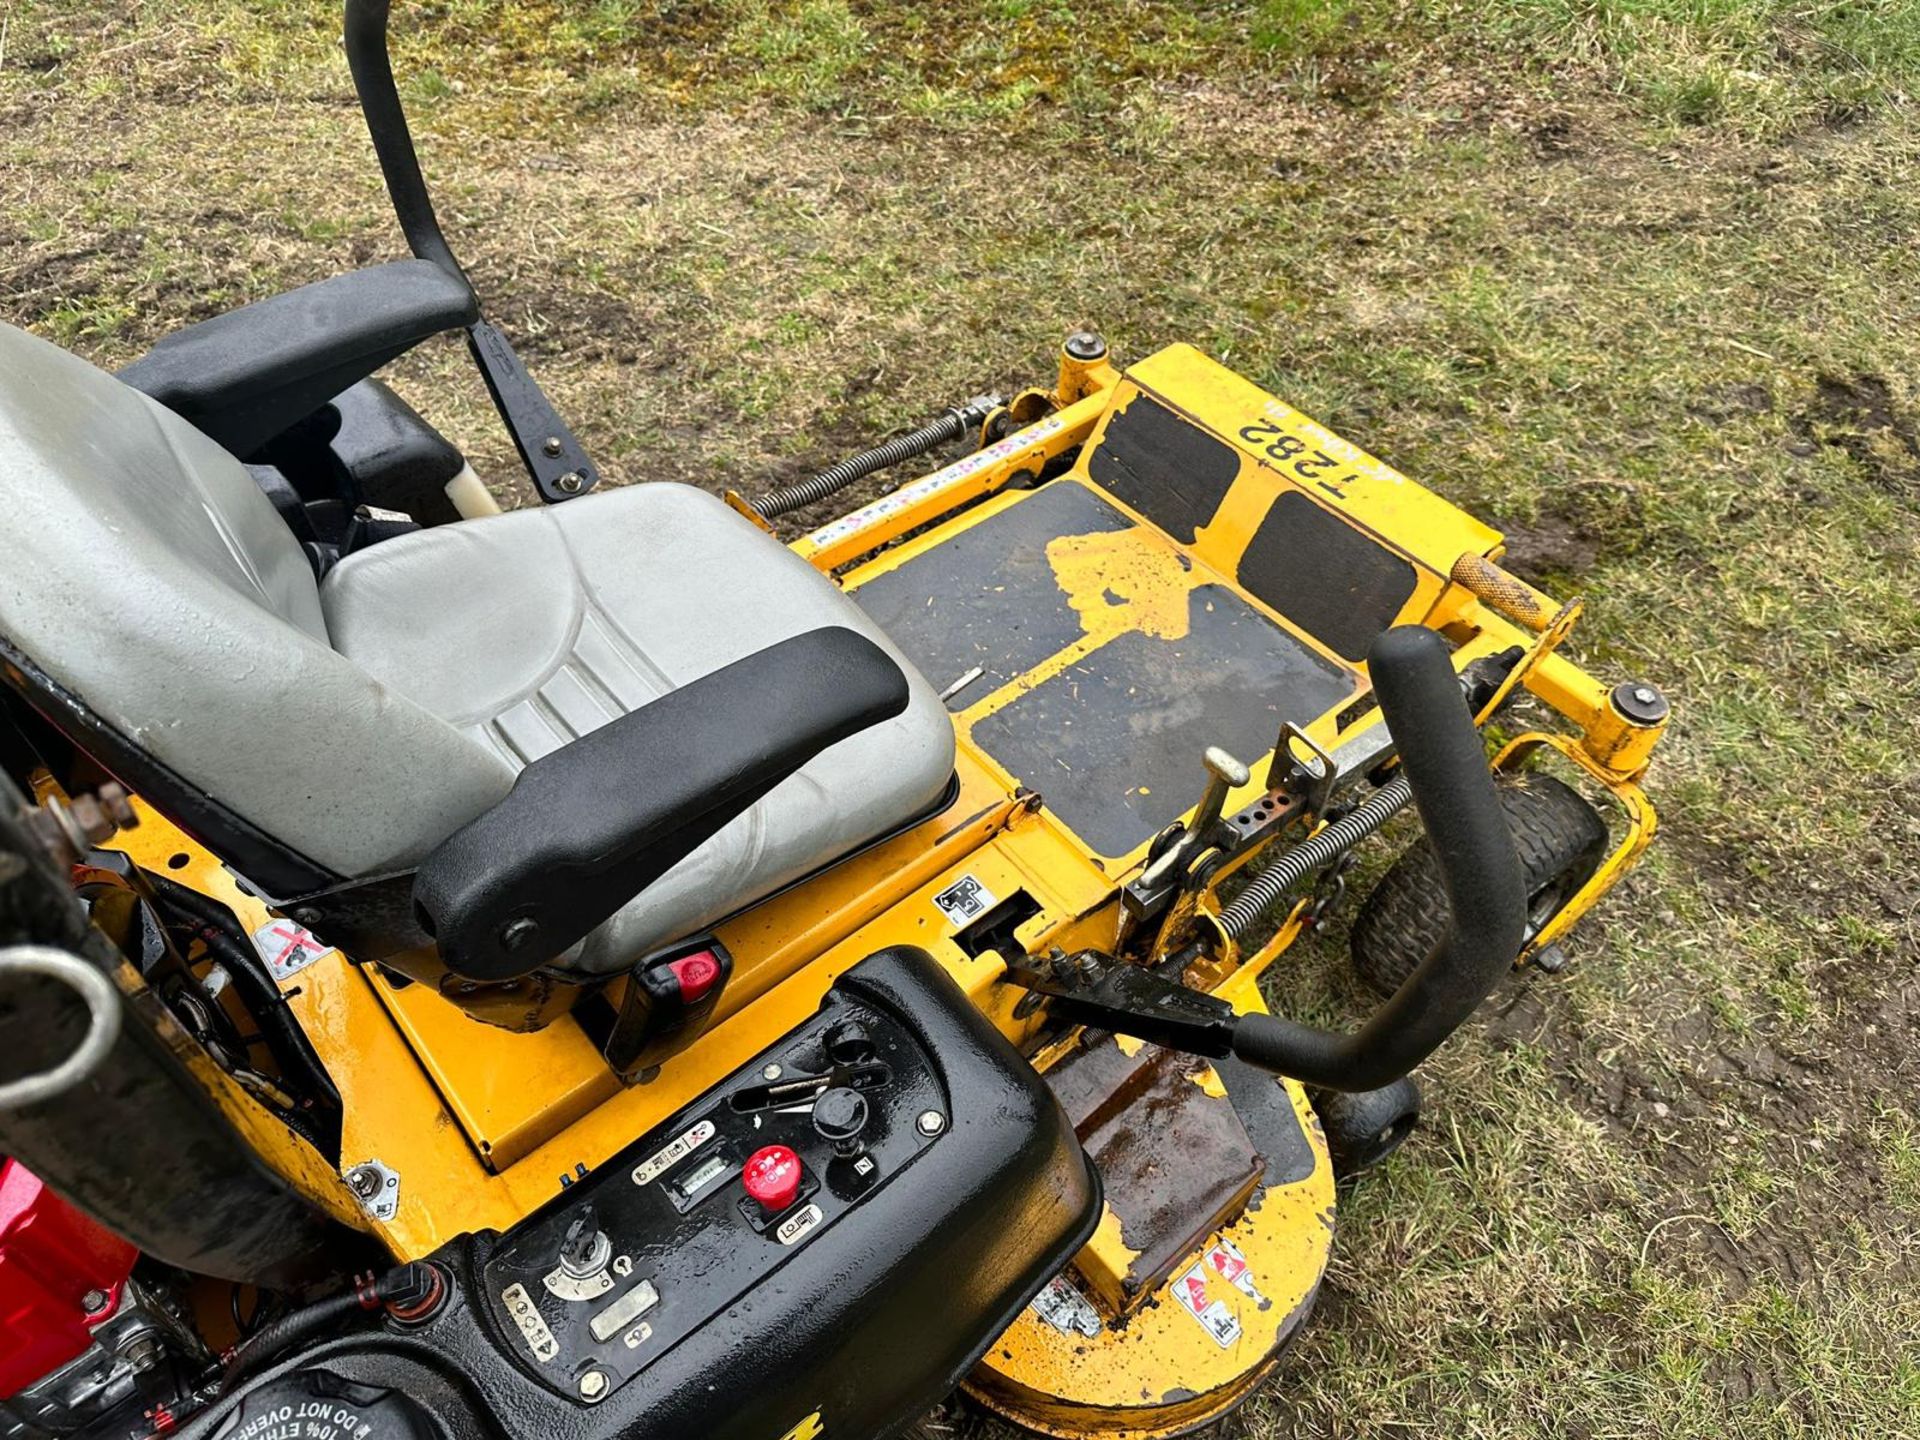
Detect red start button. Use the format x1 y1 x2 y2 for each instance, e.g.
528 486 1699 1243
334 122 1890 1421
742 1145 803 1213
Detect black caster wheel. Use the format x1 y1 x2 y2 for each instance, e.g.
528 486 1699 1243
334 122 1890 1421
1313 1076 1422 1179
1351 773 1608 998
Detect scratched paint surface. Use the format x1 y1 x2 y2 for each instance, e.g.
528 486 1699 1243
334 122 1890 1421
1045 525 1196 644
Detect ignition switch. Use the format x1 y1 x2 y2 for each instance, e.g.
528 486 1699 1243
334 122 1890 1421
559 1208 612 1279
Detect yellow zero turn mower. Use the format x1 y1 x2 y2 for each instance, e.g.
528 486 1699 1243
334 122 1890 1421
0 5 1667 1439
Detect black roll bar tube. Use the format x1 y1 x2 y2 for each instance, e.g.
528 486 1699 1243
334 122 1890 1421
343 0 469 284
342 0 603 506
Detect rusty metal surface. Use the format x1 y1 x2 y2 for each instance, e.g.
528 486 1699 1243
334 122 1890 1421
1047 1034 1261 1315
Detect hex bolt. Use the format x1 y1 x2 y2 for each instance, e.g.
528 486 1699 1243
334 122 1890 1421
120 1334 162 1373
1610 680 1670 725
556 471 585 495
1063 330 1107 362
81 1288 111 1315
67 796 106 840
347 1168 381 1199
95 783 137 833
578 1370 608 1402
542 436 565 458
65 784 135 846
916 1110 946 1137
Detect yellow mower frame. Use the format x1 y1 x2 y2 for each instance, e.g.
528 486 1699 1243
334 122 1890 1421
67 329 1666 1438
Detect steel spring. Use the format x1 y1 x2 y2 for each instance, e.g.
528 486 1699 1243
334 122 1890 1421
1216 774 1413 940
755 412 968 519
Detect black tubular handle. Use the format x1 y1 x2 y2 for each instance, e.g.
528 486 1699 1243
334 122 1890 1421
343 0 601 503
1230 626 1525 1092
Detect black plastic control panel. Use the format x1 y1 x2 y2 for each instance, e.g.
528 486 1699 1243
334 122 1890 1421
482 987 947 1403
205 950 1099 1440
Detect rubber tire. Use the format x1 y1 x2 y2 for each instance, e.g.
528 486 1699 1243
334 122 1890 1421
1314 1076 1422 1178
1350 773 1609 1000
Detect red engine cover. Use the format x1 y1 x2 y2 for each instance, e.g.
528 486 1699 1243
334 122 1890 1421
0 1158 138 1398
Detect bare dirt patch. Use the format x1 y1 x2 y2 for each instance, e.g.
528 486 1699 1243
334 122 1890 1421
1497 481 1648 585
1793 373 1920 496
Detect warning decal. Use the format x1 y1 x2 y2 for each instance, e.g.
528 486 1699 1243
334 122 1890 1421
250 920 337 981
1203 1237 1268 1307
1173 1262 1242 1349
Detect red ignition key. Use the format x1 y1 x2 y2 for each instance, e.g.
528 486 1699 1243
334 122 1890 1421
742 1145 803 1213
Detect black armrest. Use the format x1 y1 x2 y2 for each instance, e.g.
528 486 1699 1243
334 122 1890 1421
413 628 911 981
118 260 477 458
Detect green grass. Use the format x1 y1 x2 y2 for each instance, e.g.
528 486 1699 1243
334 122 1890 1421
4 2 1919 1437
7 1 1917 134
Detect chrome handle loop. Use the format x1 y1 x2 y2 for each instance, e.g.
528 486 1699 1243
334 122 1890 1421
0 946 123 1110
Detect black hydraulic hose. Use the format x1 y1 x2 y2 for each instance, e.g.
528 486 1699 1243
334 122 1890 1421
221 1289 362 1391
144 873 342 1116
221 1264 445 1392
1228 626 1525 1092
343 0 471 287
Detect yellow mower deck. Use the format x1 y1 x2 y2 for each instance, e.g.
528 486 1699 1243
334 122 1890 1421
100 340 1662 1438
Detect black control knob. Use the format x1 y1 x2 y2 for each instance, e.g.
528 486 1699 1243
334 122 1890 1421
812 1086 870 1157
824 1020 876 1065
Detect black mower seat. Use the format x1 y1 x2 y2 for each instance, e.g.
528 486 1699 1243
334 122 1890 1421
0 321 955 975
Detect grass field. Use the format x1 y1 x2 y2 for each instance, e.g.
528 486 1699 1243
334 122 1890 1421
4 2 1918 1436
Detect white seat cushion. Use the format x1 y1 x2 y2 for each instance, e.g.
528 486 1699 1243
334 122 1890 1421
320 483 956 973
0 321 518 886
